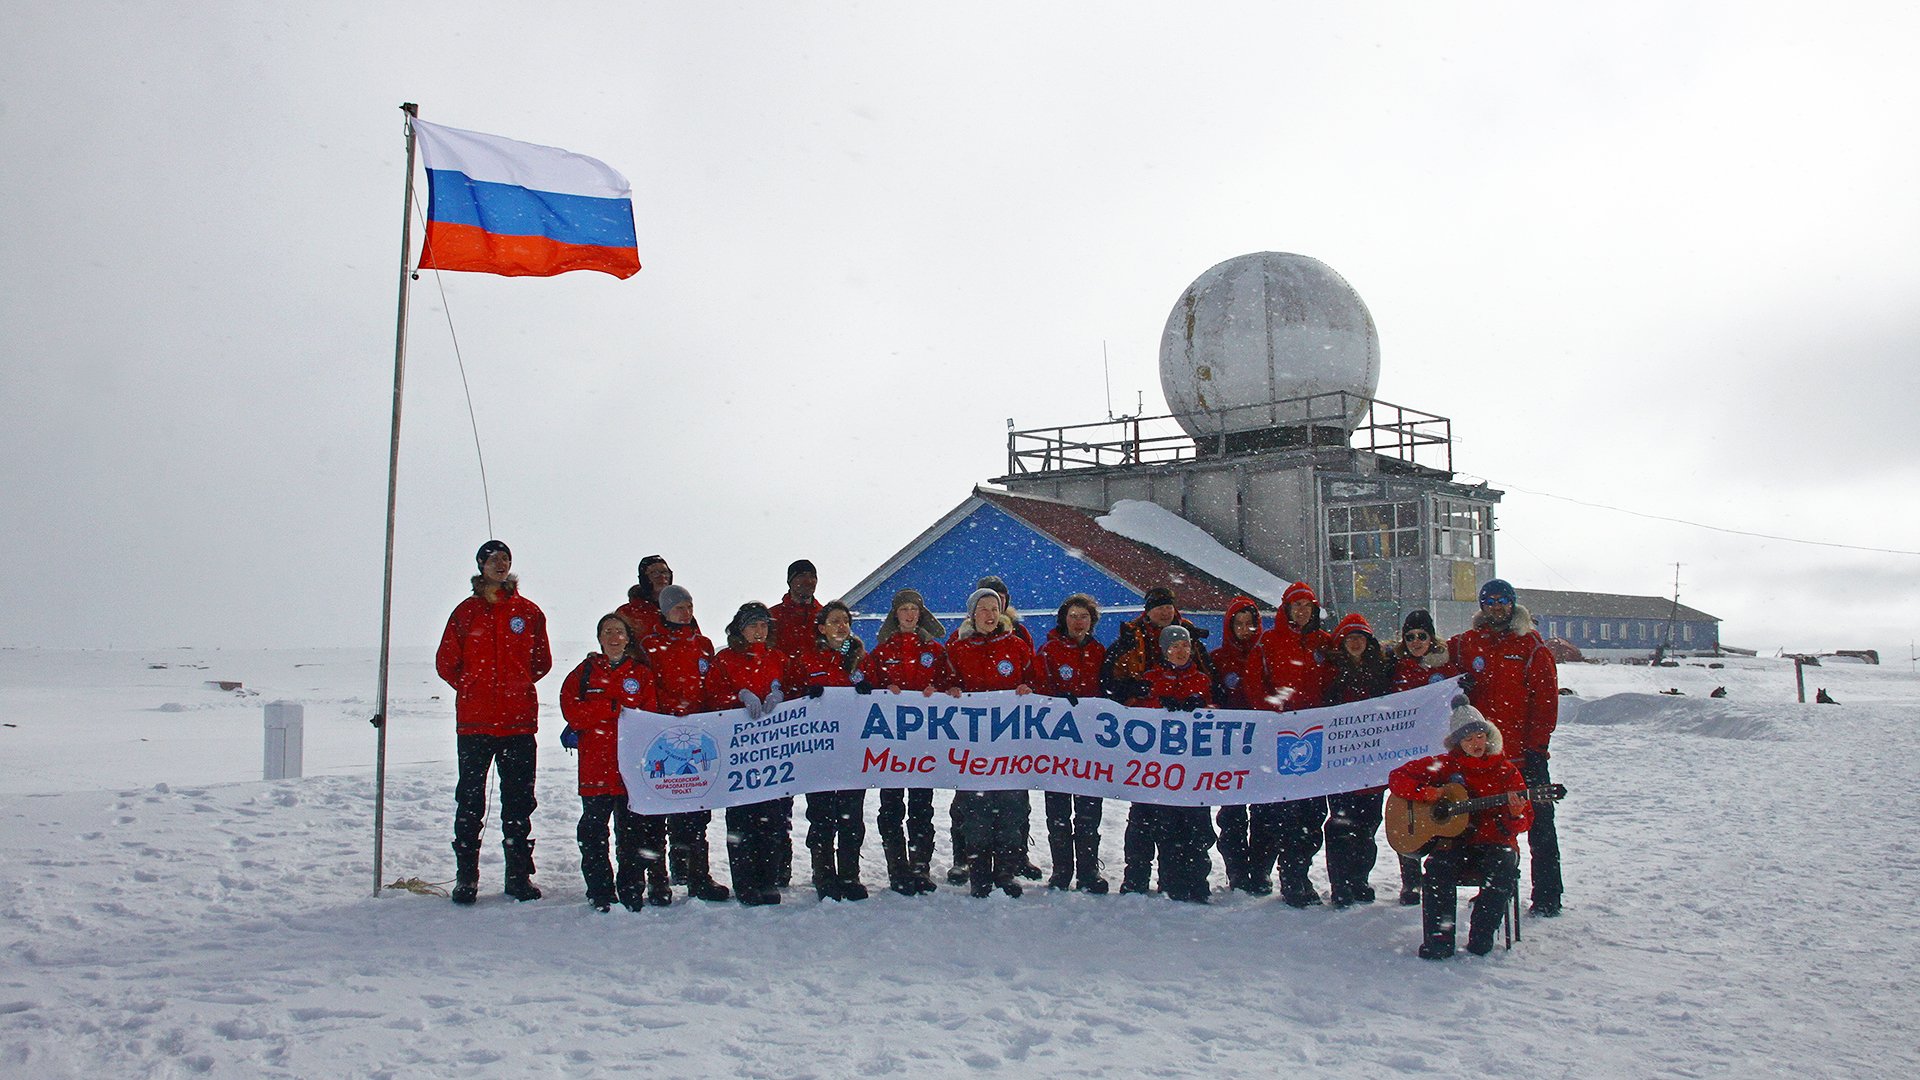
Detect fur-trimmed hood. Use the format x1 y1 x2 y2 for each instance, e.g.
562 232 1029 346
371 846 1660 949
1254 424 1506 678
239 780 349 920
954 613 1015 641
470 573 520 599
1394 639 1451 667
1472 602 1536 637
878 589 944 643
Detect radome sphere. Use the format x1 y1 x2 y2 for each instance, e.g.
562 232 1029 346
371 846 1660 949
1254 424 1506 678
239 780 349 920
1159 252 1380 442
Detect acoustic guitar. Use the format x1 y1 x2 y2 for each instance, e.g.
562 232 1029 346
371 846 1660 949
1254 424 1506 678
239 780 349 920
1384 782 1568 856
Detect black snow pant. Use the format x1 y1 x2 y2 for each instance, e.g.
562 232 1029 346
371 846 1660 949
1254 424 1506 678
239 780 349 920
1422 843 1519 956
666 810 716 883
577 794 660 907
959 790 1028 885
877 787 936 882
805 789 867 888
1520 752 1563 907
1121 804 1214 901
726 799 787 899
949 791 974 872
1215 803 1251 887
774 795 796 885
453 733 537 863
1043 791 1104 885
1325 790 1385 904
1269 795 1328 898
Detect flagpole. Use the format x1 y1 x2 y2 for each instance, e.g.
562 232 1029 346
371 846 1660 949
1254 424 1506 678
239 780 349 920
372 102 420 899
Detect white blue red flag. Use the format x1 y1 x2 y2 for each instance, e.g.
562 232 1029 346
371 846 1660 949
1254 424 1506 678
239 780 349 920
413 119 640 279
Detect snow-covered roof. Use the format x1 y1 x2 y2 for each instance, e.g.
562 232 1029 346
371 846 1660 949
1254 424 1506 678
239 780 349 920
1095 499 1293 608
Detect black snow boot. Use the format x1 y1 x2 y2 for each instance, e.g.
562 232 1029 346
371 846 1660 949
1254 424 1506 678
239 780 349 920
502 839 541 902
451 842 480 906
811 844 842 902
969 854 995 899
668 845 689 887
685 846 732 902
1047 833 1075 890
995 849 1024 898
884 834 916 896
1074 836 1109 894
1466 891 1506 955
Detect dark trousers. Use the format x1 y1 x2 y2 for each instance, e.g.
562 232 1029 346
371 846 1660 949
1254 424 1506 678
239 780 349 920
577 795 662 905
453 733 537 853
1216 803 1250 885
1043 791 1103 882
1519 752 1563 905
1325 790 1385 902
666 810 714 881
725 799 787 897
1122 804 1214 900
1268 796 1328 894
877 787 935 872
1422 844 1519 954
805 789 867 883
959 790 1029 882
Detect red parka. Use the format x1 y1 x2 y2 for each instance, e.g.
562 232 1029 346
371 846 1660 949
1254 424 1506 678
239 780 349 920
1448 611 1559 758
1392 645 1454 695
559 652 657 796
946 621 1039 692
1137 662 1215 709
1244 621 1335 713
1034 628 1106 699
785 637 867 691
768 594 824 656
640 622 715 717
1210 596 1264 709
435 582 552 737
860 631 953 693
1387 749 1533 848
705 642 789 712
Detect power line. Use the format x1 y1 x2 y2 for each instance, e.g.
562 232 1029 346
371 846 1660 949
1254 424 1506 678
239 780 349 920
1475 477 1920 557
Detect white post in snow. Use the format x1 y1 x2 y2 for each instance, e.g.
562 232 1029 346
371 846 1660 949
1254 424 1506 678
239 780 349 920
264 701 305 781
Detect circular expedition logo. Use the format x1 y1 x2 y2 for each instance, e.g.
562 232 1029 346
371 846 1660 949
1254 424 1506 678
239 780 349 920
622 677 641 695
996 659 1014 676
1057 664 1075 681
509 616 526 634
642 725 720 800
919 652 935 667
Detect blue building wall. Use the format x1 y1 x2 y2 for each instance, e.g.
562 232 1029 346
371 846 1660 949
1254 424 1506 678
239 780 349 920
845 501 1227 649
1535 614 1720 653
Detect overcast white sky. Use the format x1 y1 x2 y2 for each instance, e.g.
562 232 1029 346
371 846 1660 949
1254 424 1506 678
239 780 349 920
3 2 1916 658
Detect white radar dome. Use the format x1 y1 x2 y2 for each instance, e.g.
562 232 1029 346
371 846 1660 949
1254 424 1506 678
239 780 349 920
1159 252 1380 446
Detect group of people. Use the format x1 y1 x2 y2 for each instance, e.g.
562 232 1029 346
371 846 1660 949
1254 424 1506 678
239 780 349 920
435 541 1564 959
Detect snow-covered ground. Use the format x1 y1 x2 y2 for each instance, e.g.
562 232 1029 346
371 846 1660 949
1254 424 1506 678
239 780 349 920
2 647 1917 1077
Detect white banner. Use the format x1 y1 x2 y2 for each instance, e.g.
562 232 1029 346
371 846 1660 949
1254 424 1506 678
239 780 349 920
618 677 1462 815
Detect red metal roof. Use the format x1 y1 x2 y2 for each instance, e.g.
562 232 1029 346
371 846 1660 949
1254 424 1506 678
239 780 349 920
974 488 1251 612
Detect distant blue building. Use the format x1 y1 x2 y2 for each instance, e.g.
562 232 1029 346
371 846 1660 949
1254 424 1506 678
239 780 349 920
841 487 1274 648
1517 588 1721 655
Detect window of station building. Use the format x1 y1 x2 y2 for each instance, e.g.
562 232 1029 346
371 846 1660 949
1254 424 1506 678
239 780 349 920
1431 499 1494 560
1327 500 1420 562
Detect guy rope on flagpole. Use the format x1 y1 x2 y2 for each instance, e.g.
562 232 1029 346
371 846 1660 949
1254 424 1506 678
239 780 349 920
370 102 419 898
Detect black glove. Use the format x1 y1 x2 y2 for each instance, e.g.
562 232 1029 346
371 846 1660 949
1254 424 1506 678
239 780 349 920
560 726 580 751
1456 672 1476 695
1063 692 1080 707
1122 679 1151 702
1167 695 1204 713
854 681 874 694
807 684 826 699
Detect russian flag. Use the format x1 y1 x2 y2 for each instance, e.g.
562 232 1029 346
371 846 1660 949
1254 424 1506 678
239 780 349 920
413 119 640 280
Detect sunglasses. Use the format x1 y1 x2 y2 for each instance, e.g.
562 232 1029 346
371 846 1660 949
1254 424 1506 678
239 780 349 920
1403 632 1431 642
1479 598 1512 607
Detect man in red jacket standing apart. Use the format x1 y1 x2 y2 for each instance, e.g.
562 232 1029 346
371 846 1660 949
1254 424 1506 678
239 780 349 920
768 559 823 655
1449 578 1563 916
436 540 553 906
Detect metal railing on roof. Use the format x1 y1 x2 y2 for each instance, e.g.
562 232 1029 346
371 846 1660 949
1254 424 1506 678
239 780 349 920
1003 392 1453 476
